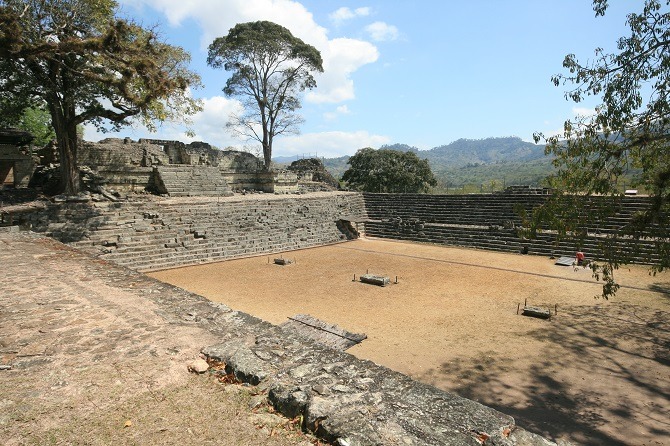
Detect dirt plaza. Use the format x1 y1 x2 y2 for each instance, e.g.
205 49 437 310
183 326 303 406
150 238 670 446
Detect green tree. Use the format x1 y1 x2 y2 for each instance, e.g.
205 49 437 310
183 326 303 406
531 0 670 298
207 21 323 170
4 106 56 147
0 0 201 194
342 148 437 193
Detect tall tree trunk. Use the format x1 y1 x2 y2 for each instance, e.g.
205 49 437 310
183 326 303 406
262 129 271 171
50 99 80 195
262 143 271 170
57 125 79 195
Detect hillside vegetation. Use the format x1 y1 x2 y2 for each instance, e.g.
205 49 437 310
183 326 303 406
303 137 557 193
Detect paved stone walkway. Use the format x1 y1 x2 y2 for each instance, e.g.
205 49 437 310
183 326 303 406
0 231 313 445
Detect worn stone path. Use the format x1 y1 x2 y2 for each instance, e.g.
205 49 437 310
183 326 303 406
0 232 314 446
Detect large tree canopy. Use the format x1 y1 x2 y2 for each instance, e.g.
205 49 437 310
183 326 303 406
0 0 201 194
207 21 323 170
531 0 670 298
342 148 437 193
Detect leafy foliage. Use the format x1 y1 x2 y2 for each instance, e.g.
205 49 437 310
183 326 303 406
342 148 437 193
0 0 201 194
531 0 670 298
207 21 323 170
0 105 55 147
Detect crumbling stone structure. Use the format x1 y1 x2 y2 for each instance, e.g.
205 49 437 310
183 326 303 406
0 129 35 188
78 137 300 195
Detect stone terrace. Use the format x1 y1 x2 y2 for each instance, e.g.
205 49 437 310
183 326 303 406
154 165 234 197
25 192 366 271
362 193 661 264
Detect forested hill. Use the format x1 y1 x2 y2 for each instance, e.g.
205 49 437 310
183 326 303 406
382 136 546 168
276 136 554 190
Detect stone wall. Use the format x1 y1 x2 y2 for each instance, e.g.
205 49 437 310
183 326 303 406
79 138 170 168
0 129 36 188
24 192 367 271
153 166 233 196
0 144 34 188
362 192 663 264
79 138 299 194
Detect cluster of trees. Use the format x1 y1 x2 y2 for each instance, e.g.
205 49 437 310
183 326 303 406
0 2 322 194
341 148 436 193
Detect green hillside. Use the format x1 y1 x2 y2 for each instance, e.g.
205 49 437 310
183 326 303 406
319 136 555 193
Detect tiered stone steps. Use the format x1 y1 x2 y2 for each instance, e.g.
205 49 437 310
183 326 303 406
42 193 367 271
362 193 663 264
154 166 233 197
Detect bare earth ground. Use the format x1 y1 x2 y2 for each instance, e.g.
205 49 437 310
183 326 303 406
150 238 670 446
0 233 318 446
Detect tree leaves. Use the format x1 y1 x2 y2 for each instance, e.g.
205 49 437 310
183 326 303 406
207 21 323 170
0 0 202 194
342 148 437 193
531 0 670 298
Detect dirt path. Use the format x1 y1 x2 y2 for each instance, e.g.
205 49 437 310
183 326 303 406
150 238 670 446
0 233 316 446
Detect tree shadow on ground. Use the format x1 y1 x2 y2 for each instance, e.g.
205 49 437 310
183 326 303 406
419 302 670 446
0 188 41 206
650 283 670 297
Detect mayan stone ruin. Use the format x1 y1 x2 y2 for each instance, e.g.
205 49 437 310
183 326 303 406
1 131 667 446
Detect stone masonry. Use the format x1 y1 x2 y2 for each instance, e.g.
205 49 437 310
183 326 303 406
21 192 368 271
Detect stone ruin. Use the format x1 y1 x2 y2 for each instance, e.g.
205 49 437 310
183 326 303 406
77 137 305 196
0 129 36 189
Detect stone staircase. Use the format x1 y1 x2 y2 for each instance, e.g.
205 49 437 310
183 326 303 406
154 166 233 197
361 193 663 264
34 193 367 271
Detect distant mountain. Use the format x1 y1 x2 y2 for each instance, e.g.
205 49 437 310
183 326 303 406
275 136 554 190
406 137 545 166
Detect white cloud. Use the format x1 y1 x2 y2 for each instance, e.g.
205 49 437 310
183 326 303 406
329 6 370 23
365 21 399 42
276 130 390 158
307 37 379 103
123 0 379 104
323 104 351 121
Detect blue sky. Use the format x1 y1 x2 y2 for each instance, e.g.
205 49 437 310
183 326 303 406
88 0 633 158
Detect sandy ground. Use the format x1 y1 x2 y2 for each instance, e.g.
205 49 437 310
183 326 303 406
150 238 670 446
0 234 318 446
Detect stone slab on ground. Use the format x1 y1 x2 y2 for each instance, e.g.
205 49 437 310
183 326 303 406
280 314 366 350
554 256 575 266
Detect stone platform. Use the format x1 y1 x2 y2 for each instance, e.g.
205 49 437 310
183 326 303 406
0 231 567 446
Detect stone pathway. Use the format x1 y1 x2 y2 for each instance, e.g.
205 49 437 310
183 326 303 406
0 232 314 446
